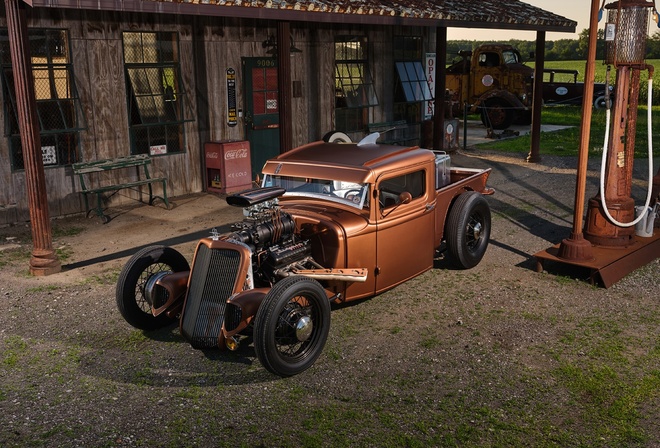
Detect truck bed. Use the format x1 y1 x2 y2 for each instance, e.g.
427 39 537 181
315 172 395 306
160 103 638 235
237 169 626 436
433 166 493 247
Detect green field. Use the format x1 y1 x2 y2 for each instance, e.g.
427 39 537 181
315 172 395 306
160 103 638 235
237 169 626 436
533 59 660 103
537 60 660 83
475 59 660 156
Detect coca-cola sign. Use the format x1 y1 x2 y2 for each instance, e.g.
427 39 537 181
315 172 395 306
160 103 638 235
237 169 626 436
206 151 219 159
225 148 248 160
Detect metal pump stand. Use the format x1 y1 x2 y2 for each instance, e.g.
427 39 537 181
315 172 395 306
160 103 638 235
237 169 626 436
535 0 660 287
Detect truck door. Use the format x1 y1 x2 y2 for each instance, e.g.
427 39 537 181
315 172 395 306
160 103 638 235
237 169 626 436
473 50 500 98
375 168 435 293
243 57 280 180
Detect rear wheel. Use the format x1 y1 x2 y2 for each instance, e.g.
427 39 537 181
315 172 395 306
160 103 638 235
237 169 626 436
116 245 190 330
446 192 491 269
253 276 331 377
480 98 514 130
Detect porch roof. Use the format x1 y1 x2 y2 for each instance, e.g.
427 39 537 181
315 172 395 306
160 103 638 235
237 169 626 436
30 0 577 33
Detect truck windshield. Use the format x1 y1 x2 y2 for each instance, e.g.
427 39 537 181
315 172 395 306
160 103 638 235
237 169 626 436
502 50 521 65
262 175 369 210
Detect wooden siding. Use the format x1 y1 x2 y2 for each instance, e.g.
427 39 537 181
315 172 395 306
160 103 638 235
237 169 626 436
0 8 432 226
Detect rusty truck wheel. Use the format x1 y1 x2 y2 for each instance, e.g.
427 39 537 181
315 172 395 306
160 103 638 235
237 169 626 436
480 98 513 130
116 245 190 331
253 276 330 377
446 192 491 269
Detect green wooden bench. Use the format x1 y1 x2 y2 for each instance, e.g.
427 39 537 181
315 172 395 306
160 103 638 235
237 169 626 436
72 154 169 223
367 120 418 146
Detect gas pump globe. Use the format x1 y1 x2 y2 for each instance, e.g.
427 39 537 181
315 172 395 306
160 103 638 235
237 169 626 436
583 0 655 246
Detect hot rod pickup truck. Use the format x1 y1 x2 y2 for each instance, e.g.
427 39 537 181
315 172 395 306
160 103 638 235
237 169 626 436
116 135 494 376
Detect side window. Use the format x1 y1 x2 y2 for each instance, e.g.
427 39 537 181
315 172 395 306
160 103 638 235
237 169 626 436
1 28 85 170
478 52 499 67
379 170 425 209
122 31 190 156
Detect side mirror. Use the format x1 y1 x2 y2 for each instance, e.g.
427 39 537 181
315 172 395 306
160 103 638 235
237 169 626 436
399 191 412 205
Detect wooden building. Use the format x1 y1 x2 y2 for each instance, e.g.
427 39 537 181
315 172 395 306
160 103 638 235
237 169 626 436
0 0 575 226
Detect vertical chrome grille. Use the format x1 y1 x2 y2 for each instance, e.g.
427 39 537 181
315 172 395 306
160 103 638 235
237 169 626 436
181 243 242 349
223 303 243 332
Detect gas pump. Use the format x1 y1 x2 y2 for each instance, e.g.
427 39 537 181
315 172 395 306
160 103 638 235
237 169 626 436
584 0 656 246
534 0 659 287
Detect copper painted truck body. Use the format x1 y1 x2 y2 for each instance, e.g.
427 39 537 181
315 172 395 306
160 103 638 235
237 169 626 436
116 139 493 376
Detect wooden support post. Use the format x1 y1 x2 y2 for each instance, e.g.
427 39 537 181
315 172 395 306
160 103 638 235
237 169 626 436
277 21 293 153
5 0 60 275
527 31 545 163
433 27 448 151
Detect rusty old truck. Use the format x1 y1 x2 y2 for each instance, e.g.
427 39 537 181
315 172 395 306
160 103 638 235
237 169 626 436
115 135 494 376
445 43 534 130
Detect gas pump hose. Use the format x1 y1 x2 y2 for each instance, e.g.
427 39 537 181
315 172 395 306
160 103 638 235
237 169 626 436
600 66 655 227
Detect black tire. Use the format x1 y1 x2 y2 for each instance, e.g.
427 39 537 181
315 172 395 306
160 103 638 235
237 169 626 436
594 95 611 109
514 110 532 125
322 131 352 143
116 245 190 331
480 99 514 130
446 192 491 269
253 276 331 377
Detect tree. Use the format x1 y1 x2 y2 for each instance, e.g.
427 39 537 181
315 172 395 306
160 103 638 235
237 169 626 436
646 30 660 58
577 28 606 60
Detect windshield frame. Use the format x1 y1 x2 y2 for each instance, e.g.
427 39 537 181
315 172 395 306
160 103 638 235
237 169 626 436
262 174 370 210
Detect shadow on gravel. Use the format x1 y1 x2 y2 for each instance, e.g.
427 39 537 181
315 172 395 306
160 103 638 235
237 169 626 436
61 223 235 271
78 327 276 386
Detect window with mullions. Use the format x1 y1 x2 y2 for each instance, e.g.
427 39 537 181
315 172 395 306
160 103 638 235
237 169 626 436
0 29 85 170
393 36 432 129
123 32 190 156
334 36 378 133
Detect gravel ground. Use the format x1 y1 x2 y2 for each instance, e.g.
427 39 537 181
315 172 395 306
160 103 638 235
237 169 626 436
0 148 658 447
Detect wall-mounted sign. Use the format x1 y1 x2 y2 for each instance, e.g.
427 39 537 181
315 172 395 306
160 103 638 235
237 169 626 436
425 53 436 120
149 144 167 155
41 146 57 165
227 68 237 127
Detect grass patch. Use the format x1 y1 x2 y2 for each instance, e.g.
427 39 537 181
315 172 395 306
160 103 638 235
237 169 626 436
52 225 84 238
476 104 660 159
0 245 31 268
27 284 60 293
2 335 29 367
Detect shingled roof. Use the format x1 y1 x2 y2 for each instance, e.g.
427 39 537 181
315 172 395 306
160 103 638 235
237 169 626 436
31 0 577 33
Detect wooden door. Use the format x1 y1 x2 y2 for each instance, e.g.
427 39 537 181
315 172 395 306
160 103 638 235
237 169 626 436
243 58 280 180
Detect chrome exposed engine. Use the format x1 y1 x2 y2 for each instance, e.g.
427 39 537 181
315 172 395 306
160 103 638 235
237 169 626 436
225 187 312 286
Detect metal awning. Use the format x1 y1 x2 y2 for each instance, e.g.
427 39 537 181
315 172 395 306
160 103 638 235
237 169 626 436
30 0 576 33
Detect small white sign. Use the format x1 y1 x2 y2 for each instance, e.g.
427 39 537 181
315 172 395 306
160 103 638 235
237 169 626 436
605 23 616 42
41 146 57 165
149 144 167 155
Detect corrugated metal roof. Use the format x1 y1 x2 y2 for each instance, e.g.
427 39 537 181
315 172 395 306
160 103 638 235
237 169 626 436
31 0 577 32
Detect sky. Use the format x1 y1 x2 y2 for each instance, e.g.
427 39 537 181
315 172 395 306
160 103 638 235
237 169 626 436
447 0 592 41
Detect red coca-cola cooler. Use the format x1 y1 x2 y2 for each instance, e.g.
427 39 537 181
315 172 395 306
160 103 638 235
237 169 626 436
204 140 252 194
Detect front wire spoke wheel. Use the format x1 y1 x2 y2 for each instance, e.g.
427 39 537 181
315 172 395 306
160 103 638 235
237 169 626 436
116 246 190 330
254 277 330 377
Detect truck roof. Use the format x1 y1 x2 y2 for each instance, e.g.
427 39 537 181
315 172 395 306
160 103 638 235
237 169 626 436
261 140 435 184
